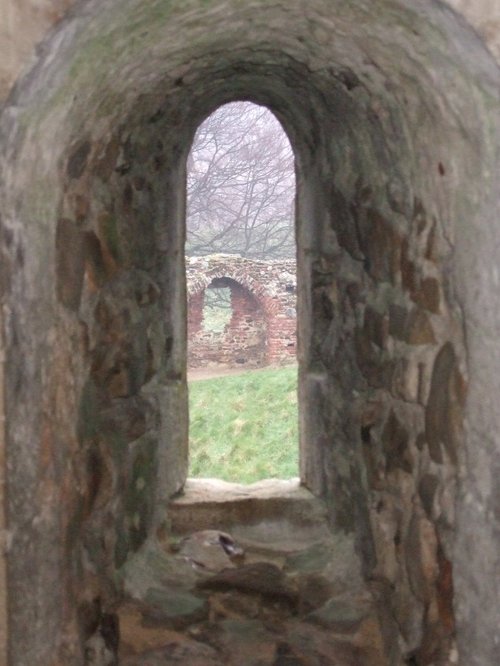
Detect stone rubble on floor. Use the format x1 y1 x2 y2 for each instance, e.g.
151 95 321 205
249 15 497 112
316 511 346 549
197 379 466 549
102 527 392 665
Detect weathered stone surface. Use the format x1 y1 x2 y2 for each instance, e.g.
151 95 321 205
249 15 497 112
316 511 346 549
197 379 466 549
2 0 499 664
418 474 440 518
425 343 465 464
330 185 362 259
0 0 78 102
296 572 337 613
411 276 441 314
305 596 371 632
116 514 389 664
392 358 421 402
121 540 208 628
209 618 278 665
436 548 455 638
67 140 92 179
389 305 436 345
401 239 418 295
391 579 425 654
169 478 329 538
175 530 244 572
206 590 261 621
357 209 402 283
388 304 407 340
382 409 413 474
84 633 116 666
118 602 188 656
284 534 364 596
140 587 208 630
363 306 389 349
405 509 439 604
355 327 395 388
405 309 436 346
369 494 399 584
121 640 221 666
285 618 388 666
98 397 148 443
56 218 85 310
197 562 298 605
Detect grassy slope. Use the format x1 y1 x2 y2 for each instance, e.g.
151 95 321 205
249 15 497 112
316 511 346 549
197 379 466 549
188 365 299 483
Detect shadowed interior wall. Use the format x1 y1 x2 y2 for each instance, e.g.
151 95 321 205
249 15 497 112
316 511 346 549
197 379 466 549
0 1 499 664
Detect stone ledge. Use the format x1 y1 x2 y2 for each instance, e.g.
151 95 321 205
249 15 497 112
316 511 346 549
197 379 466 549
169 478 330 541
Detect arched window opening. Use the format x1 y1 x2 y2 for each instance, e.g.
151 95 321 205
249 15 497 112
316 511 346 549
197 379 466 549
186 101 298 483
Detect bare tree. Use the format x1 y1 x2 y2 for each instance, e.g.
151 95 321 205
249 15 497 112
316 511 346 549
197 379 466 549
186 102 295 259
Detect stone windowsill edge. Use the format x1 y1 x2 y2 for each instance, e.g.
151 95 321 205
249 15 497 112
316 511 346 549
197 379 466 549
170 477 311 504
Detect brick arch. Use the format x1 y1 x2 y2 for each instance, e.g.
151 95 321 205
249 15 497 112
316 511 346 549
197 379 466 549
186 255 296 367
187 260 280 300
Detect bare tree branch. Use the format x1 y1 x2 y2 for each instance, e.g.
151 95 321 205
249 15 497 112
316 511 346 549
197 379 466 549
186 102 295 259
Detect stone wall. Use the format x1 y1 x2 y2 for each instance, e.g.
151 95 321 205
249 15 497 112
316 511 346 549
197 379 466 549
0 309 6 664
187 255 296 368
445 0 500 60
0 1 499 665
0 0 75 102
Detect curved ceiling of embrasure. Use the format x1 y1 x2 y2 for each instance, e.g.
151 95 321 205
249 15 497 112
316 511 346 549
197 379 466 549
1 1 500 665
4 0 498 182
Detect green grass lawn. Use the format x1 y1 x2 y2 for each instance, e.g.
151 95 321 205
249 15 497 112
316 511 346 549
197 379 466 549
188 365 299 483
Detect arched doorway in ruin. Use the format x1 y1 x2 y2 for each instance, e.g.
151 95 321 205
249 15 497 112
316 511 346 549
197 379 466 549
187 258 297 370
188 277 268 369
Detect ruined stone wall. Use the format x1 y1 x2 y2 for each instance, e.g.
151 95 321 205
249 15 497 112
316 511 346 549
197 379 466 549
189 279 268 368
187 255 296 368
0 1 499 665
318 192 466 662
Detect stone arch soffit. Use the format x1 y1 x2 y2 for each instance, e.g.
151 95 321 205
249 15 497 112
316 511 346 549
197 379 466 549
3 0 499 207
